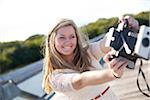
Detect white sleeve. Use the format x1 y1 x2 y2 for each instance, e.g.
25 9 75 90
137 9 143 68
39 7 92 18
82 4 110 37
89 39 105 60
49 71 79 93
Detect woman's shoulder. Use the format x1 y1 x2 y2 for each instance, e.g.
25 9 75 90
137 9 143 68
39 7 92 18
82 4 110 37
87 40 105 60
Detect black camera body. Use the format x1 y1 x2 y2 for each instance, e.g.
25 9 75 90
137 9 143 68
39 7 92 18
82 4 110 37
105 25 150 69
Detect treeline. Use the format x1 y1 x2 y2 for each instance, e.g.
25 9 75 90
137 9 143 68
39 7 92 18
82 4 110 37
0 35 45 73
0 11 149 74
81 11 150 39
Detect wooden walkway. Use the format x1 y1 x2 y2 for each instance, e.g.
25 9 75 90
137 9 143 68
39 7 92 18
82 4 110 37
110 60 150 100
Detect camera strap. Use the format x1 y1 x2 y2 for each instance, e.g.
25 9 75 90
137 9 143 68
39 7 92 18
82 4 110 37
137 60 150 97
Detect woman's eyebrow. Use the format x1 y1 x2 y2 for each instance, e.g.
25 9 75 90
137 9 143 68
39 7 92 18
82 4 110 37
57 33 65 36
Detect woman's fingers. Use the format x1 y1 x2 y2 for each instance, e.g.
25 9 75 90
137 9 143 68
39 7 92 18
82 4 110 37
124 16 139 30
103 51 117 63
113 60 128 72
119 15 139 32
109 58 120 68
115 61 128 78
111 58 128 78
120 61 128 70
103 53 112 63
104 53 129 78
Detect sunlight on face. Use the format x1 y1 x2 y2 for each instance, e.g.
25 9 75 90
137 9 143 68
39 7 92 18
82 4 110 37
55 26 77 57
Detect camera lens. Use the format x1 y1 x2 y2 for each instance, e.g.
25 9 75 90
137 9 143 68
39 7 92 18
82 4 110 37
147 31 150 35
142 37 149 47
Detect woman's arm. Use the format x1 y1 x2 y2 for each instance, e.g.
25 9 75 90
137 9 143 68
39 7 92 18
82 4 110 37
72 54 128 90
88 37 111 60
99 36 111 54
72 16 138 90
72 69 114 90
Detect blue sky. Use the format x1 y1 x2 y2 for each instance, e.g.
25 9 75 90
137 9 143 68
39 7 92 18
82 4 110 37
0 0 149 42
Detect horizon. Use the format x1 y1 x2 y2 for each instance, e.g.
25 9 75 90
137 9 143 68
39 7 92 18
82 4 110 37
0 0 150 42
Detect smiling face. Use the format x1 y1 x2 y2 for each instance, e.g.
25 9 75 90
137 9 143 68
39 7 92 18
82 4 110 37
55 25 77 59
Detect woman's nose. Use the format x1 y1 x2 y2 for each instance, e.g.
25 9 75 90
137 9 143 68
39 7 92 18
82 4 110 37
64 38 72 44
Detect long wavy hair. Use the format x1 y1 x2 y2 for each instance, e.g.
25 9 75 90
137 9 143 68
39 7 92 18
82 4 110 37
42 19 91 94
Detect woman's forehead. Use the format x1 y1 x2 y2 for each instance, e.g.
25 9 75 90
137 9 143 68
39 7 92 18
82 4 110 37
56 26 76 34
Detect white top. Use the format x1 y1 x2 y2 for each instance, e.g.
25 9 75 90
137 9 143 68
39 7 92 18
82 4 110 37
49 40 119 100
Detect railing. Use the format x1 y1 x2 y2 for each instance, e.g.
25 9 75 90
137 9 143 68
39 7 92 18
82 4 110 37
0 80 44 100
0 60 48 100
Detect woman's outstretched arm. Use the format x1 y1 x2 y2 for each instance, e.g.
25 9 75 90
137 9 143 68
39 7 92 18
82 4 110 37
72 54 128 90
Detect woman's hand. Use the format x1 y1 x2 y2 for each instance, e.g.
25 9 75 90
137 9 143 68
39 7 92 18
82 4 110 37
118 15 140 33
103 53 128 78
102 16 140 54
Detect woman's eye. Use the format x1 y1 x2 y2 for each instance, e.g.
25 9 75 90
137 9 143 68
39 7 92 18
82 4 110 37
71 35 75 38
59 37 65 39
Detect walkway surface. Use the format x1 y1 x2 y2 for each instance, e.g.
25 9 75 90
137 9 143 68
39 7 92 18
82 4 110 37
110 60 150 100
1 59 150 100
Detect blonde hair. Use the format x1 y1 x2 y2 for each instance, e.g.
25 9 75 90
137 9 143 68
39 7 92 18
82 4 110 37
42 19 91 94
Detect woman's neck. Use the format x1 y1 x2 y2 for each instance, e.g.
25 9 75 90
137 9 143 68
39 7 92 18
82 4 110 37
62 54 74 64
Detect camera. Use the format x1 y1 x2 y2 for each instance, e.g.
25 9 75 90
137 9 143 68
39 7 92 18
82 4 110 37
135 25 150 60
105 24 150 69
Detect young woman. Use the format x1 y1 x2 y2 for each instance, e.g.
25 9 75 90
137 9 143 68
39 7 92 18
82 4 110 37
42 16 139 100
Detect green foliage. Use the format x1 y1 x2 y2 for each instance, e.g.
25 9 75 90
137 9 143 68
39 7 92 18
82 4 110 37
81 17 118 39
134 11 150 26
0 34 46 74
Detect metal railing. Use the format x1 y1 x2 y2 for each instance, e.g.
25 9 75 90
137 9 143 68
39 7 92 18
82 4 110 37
0 80 44 100
0 60 47 100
